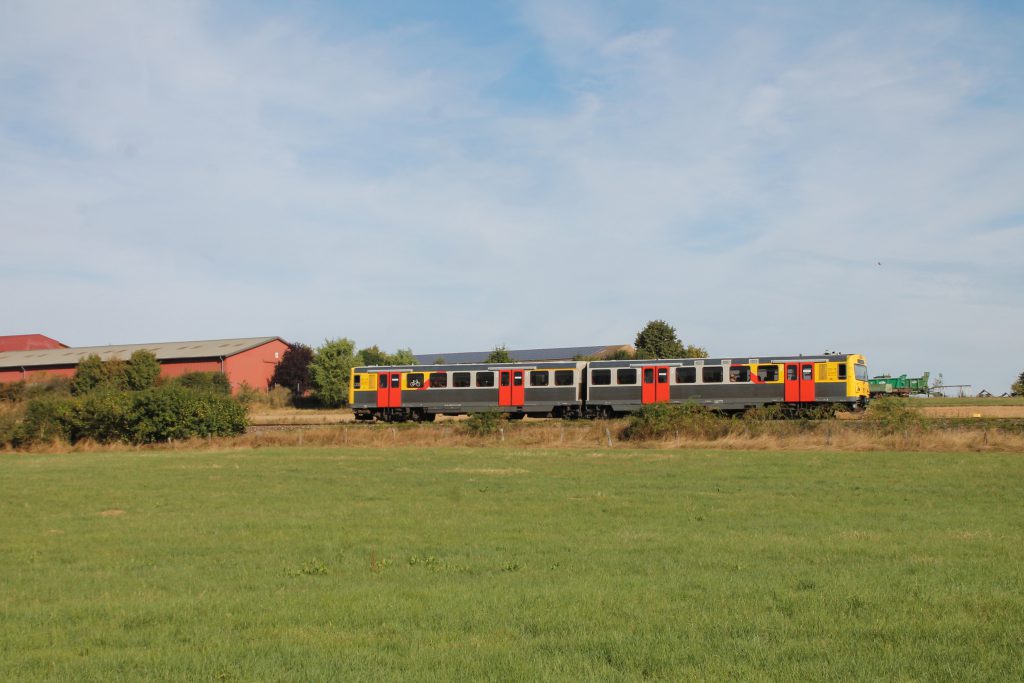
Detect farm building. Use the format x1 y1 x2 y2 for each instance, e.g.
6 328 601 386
0 337 291 392
0 334 67 352
413 344 633 365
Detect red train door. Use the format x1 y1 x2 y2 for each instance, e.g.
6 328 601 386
642 366 670 404
377 372 402 408
784 363 816 402
499 370 525 407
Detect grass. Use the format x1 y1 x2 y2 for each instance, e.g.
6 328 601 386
914 396 1024 406
2 447 1023 681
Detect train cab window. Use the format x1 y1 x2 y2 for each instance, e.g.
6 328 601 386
476 372 495 387
591 369 611 385
676 367 696 383
554 370 574 386
616 369 637 385
855 364 868 381
757 365 779 382
730 366 750 383
837 364 848 380
802 365 813 381
407 373 424 388
453 372 471 388
353 375 361 389
429 373 448 388
702 366 724 383
530 371 549 386
787 366 797 381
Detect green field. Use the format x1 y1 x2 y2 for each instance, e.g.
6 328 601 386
3 447 1023 681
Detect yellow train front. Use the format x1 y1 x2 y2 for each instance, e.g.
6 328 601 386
349 353 869 421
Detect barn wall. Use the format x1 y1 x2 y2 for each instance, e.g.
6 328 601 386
0 367 76 383
223 340 289 391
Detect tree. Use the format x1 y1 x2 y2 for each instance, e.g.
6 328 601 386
389 348 418 365
357 345 389 366
634 320 708 360
72 354 128 394
271 343 313 394
1012 371 1024 397
125 350 162 391
358 345 418 366
486 345 513 363
309 338 358 407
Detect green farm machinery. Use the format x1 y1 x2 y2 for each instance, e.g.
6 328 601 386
868 372 930 397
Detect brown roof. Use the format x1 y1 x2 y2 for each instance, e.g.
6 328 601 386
0 337 286 368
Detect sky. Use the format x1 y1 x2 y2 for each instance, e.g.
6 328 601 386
1 1 1022 393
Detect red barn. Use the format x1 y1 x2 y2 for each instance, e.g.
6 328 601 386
0 334 67 352
0 337 291 393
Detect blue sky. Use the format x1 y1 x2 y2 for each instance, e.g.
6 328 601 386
2 1 1022 392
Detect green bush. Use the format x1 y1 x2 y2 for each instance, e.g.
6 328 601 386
866 397 926 435
0 381 26 403
622 403 730 441
12 385 247 446
169 372 232 395
130 385 247 443
0 403 25 447
464 411 506 436
19 394 80 444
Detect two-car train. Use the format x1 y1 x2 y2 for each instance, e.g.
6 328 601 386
349 353 870 422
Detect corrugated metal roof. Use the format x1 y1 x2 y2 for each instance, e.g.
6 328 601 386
0 337 284 368
413 345 628 365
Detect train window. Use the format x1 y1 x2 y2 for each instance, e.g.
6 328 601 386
591 369 611 385
729 366 750 383
702 366 723 383
530 370 549 386
429 373 448 388
643 369 654 383
500 372 510 387
453 372 471 388
676 367 696 384
476 372 495 387
787 366 797 381
837 364 848 380
353 375 361 389
513 372 523 386
407 373 424 388
855 364 868 381
657 368 668 383
555 370 574 386
802 365 813 381
757 365 779 382
391 375 400 388
616 369 637 385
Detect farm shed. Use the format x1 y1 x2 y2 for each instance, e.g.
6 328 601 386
0 334 67 352
0 337 291 392
414 345 633 365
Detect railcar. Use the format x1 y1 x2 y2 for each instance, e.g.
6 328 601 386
348 353 869 422
586 353 869 417
350 361 587 422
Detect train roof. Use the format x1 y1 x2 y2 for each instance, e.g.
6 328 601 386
354 360 585 373
588 353 861 368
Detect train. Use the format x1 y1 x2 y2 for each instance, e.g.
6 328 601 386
349 353 870 422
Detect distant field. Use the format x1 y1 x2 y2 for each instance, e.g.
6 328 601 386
3 447 1023 681
915 396 1024 407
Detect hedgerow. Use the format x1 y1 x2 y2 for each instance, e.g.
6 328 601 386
5 384 247 447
